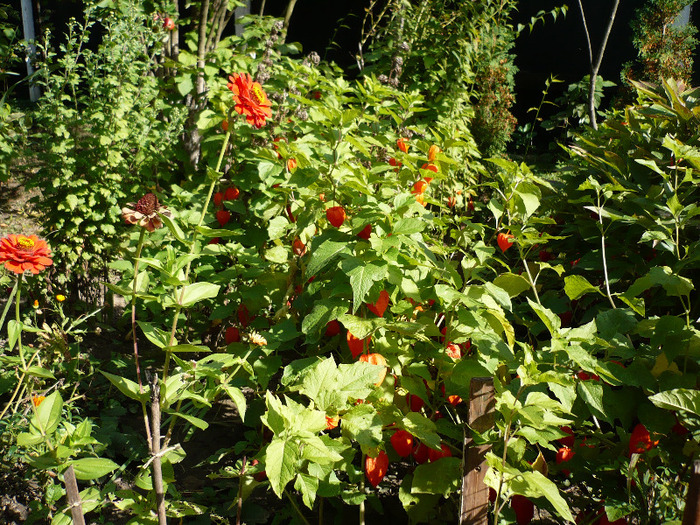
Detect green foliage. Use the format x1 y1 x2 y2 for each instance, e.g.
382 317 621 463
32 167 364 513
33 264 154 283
2 0 699 522
360 0 519 156
23 2 186 286
624 0 698 86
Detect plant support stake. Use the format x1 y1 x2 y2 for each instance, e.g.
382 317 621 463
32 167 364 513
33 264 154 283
460 377 495 525
20 0 40 101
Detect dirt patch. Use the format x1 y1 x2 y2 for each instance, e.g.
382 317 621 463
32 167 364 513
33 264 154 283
0 174 42 237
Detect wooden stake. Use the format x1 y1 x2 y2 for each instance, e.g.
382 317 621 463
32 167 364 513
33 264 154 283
682 460 700 525
150 374 167 525
64 465 85 525
459 377 495 525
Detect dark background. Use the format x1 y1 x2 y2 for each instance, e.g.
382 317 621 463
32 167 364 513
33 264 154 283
9 0 700 125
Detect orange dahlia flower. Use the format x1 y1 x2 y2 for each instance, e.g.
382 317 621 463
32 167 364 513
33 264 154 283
227 73 272 129
0 234 53 274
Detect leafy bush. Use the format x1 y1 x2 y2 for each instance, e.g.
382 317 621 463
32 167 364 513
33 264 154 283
23 2 186 291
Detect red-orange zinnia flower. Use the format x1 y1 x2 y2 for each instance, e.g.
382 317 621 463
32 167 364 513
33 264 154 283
0 234 53 274
227 73 272 128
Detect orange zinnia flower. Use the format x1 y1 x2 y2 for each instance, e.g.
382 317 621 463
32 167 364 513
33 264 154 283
0 234 53 274
227 73 272 129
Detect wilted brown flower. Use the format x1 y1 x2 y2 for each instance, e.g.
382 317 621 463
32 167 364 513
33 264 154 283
121 193 173 232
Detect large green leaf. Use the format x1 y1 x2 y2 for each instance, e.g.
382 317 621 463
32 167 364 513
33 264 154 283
265 438 300 497
307 239 351 276
564 275 603 301
101 371 148 402
70 458 120 480
341 260 387 313
178 282 221 307
649 389 700 417
411 457 461 495
32 391 63 435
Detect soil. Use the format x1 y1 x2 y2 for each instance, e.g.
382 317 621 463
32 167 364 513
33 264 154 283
0 174 42 237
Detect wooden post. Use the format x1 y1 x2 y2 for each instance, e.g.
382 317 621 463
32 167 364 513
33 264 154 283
64 465 86 525
150 375 167 525
460 377 495 525
19 0 40 101
682 460 700 525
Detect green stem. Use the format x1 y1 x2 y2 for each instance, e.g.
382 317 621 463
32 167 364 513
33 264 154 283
0 347 41 420
161 130 232 445
597 196 616 310
15 274 26 370
163 130 232 384
284 489 311 525
0 277 18 335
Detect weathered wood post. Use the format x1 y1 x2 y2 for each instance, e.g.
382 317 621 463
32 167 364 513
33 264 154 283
64 464 86 525
460 377 495 525
682 460 700 525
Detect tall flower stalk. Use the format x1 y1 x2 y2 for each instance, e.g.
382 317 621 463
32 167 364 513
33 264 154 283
0 234 53 419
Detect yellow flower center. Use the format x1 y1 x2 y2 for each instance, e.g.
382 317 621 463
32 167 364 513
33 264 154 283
251 84 266 105
17 236 35 250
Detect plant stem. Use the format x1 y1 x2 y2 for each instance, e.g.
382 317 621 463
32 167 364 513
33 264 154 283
130 229 152 450
15 274 27 370
161 129 232 446
0 348 40 419
0 277 18 335
284 489 311 525
163 130 232 385
597 197 617 309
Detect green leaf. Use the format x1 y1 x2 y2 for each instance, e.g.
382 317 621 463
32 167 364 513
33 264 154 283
163 344 211 353
301 299 348 336
295 473 319 509
564 275 603 301
301 358 340 411
32 392 63 435
528 298 561 335
393 218 426 235
137 321 170 349
178 282 221 307
17 431 43 446
411 457 461 495
168 411 209 430
341 404 383 449
307 239 351 277
70 457 119 480
66 193 79 211
624 266 693 299
265 438 300 497
222 385 247 422
267 216 290 241
341 260 387 313
492 273 531 298
403 412 441 450
577 381 609 422
337 314 385 340
101 371 148 402
160 213 188 245
26 366 56 379
649 389 700 417
516 470 574 522
265 244 289 264
336 362 383 400
7 319 21 352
